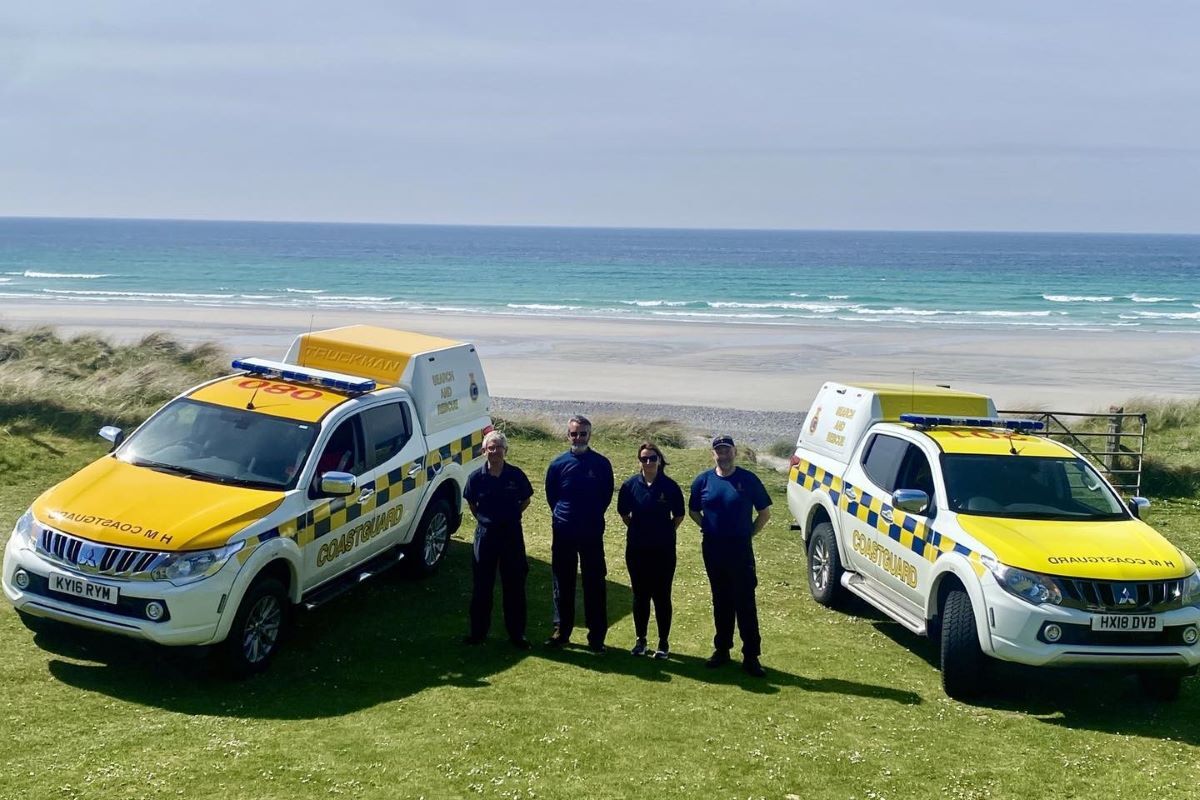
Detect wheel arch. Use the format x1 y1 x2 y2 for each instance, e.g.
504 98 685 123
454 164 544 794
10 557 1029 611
214 539 303 644
927 556 993 654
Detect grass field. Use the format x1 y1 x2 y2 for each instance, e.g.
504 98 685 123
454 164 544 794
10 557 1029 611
2 332 1200 799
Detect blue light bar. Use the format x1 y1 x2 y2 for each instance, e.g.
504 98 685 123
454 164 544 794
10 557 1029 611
899 413 1045 432
231 357 376 393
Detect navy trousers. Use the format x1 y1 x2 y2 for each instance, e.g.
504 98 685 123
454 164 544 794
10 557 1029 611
702 538 761 657
469 527 529 640
550 527 607 645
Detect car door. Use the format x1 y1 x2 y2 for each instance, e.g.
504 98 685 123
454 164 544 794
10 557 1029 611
353 399 429 563
839 432 908 587
303 412 371 590
889 443 939 604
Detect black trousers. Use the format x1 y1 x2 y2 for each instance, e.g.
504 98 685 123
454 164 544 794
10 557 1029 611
551 528 607 645
625 544 676 643
702 538 761 657
469 527 529 640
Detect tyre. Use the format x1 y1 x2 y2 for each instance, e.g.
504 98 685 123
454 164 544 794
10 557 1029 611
219 577 288 677
1138 670 1185 702
403 498 452 578
806 521 845 607
940 588 986 700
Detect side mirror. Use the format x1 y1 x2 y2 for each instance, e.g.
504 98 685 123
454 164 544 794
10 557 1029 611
319 471 357 497
98 426 125 451
893 489 931 516
1128 496 1151 519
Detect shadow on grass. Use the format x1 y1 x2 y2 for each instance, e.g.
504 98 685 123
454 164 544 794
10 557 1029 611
872 610 1200 744
35 541 915 717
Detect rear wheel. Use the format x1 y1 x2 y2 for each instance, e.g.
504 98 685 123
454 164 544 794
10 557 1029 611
1138 670 1185 702
403 498 452 578
940 588 986 700
219 577 288 677
806 521 844 607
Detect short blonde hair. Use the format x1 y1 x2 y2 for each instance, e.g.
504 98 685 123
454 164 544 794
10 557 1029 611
483 429 509 451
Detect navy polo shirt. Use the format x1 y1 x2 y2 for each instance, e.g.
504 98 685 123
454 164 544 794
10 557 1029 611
464 463 533 532
689 467 772 542
617 473 685 549
545 448 614 534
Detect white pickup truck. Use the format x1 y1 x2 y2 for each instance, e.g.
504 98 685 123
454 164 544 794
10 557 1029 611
4 325 491 674
787 381 1200 700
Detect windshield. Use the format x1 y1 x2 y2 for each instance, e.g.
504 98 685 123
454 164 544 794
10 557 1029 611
942 454 1127 520
118 398 318 491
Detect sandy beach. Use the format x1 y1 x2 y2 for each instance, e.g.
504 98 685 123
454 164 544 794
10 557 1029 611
3 301 1198 441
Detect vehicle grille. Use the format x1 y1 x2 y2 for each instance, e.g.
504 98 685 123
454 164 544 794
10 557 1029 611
37 527 164 578
1054 577 1185 613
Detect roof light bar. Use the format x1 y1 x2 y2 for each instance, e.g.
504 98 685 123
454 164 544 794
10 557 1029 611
232 357 376 394
899 413 1045 432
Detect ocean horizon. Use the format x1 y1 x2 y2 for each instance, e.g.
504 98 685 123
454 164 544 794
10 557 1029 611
3 217 1200 333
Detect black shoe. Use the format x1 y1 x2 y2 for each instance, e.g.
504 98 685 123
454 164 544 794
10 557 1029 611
510 637 532 650
462 635 485 646
705 649 731 668
544 633 569 648
742 656 766 678
653 641 670 660
587 641 607 654
631 638 648 656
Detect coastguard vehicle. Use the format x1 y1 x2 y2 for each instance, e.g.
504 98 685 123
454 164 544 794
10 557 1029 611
3 325 491 674
788 382 1200 700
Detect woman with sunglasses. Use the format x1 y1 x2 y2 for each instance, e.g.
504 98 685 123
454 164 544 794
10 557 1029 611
617 441 685 658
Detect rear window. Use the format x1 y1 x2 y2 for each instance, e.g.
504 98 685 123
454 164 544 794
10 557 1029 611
861 434 909 492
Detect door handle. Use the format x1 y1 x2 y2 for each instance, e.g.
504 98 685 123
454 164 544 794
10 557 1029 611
407 463 424 477
357 487 374 503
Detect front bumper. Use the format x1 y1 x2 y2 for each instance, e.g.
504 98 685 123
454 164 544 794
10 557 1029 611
983 580 1200 669
3 534 237 647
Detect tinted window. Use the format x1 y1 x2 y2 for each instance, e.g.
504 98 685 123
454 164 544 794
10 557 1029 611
896 445 936 505
315 416 366 477
361 403 413 469
861 434 908 492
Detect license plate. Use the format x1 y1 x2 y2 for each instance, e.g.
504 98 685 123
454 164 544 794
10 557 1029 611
48 571 119 605
1091 614 1159 632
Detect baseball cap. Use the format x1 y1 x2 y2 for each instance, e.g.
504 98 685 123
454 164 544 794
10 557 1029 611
711 435 735 449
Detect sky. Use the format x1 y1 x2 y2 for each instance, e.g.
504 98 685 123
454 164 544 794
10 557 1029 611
2 1 1199 233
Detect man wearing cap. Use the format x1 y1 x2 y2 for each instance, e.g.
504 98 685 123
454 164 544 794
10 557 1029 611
544 415 615 652
689 435 772 677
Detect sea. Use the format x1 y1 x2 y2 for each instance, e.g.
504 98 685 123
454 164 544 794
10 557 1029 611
2 217 1200 332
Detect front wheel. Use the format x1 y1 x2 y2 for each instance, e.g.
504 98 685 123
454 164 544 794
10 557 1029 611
940 588 986 700
1138 670 1185 702
806 521 845 607
218 577 289 677
403 498 453 578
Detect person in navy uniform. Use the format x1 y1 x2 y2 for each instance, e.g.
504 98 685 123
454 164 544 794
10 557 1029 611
689 435 772 677
617 441 685 658
544 415 615 652
463 429 534 649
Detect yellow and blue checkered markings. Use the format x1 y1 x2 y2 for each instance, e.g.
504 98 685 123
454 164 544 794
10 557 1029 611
793 458 981 568
241 428 486 552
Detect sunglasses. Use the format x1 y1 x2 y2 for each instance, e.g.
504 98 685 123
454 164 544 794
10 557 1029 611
568 430 591 438
639 455 660 463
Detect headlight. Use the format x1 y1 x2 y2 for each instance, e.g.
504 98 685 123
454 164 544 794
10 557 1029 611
10 509 35 549
150 541 244 585
982 556 1062 606
1182 571 1200 607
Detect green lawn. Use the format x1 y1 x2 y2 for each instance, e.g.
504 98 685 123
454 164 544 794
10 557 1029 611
2 425 1200 800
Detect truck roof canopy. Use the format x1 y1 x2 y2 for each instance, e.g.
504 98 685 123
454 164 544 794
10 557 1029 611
800 381 998 462
284 325 490 435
